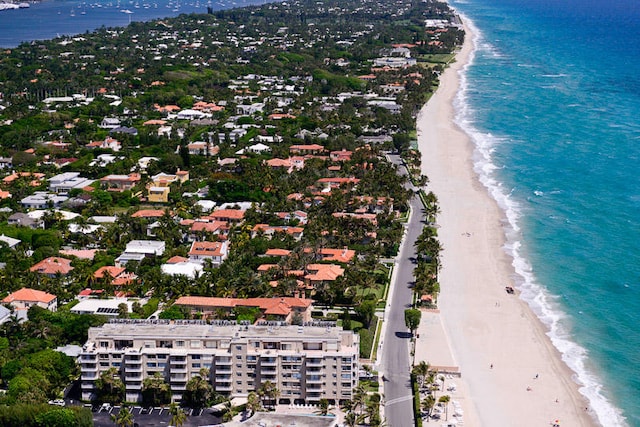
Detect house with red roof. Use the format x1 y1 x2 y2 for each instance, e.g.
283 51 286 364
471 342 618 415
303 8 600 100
207 209 246 224
3 287 57 311
304 264 345 287
29 257 74 277
100 173 141 192
330 149 353 162
131 209 167 219
93 266 138 286
289 144 326 155
187 220 229 242
86 136 122 152
174 296 312 323
251 224 304 241
188 241 229 265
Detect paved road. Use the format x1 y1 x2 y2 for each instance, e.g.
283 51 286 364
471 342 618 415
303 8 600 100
381 154 423 427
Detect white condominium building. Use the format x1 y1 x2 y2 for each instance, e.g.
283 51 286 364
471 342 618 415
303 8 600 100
79 319 359 404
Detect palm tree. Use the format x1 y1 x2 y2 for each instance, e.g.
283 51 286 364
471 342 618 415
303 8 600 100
315 398 332 416
169 402 187 427
438 395 451 421
246 391 262 414
257 380 279 410
110 406 134 427
421 395 436 419
412 361 430 387
351 384 367 416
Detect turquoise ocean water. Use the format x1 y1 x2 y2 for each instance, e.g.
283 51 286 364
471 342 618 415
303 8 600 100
449 0 640 425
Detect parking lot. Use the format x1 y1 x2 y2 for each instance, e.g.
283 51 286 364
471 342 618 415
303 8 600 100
89 404 223 427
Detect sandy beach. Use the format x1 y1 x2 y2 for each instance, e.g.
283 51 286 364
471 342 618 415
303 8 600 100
415 21 598 427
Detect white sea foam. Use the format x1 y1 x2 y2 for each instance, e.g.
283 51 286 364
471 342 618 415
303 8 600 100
454 15 627 427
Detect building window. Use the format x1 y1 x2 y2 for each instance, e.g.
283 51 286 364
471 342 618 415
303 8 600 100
192 363 201 369
192 355 201 360
191 340 201 348
176 341 185 347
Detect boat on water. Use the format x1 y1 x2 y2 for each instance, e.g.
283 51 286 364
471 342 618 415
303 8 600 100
0 2 21 10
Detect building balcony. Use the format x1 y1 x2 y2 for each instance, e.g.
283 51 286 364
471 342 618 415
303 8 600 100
261 369 277 375
172 384 187 391
170 374 187 382
126 382 143 390
306 359 323 366
215 385 232 392
215 368 232 374
81 373 97 381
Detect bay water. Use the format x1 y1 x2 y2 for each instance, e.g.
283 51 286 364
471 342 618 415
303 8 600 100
0 0 265 47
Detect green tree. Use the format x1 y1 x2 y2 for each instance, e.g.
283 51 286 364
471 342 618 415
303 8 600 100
35 408 77 427
110 406 134 427
141 372 171 407
169 402 187 427
355 299 376 329
183 369 213 409
404 309 421 336
94 367 125 405
246 391 261 414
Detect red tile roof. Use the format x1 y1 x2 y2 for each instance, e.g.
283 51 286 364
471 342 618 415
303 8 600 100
3 287 56 304
30 257 74 275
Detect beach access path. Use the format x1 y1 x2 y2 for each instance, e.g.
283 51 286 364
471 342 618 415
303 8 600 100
416 20 597 427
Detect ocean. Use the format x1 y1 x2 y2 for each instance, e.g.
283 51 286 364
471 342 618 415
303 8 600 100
449 0 640 425
0 0 266 47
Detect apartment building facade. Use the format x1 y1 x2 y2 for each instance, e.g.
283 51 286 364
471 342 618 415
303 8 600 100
79 320 359 404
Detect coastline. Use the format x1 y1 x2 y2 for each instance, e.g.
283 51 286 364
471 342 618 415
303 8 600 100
416 19 597 427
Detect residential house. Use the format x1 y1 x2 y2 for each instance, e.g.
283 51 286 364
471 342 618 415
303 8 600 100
71 298 135 317
2 287 57 312
29 256 74 277
161 256 204 278
147 186 170 203
21 192 68 209
0 234 21 249
7 212 41 228
100 173 141 192
86 136 122 151
304 264 345 288
236 102 265 115
174 296 313 323
188 241 229 266
251 224 304 241
207 209 246 224
115 240 165 267
100 117 121 129
289 144 325 155
93 266 138 286
49 172 94 193
330 149 353 162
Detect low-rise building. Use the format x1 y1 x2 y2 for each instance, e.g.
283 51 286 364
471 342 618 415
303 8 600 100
100 173 141 192
3 287 57 312
49 172 94 193
30 256 74 277
79 320 358 404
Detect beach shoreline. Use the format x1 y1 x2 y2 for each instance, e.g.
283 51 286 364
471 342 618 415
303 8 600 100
415 19 598 427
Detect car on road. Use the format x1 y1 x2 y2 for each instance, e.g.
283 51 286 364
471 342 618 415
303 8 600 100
48 399 65 406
